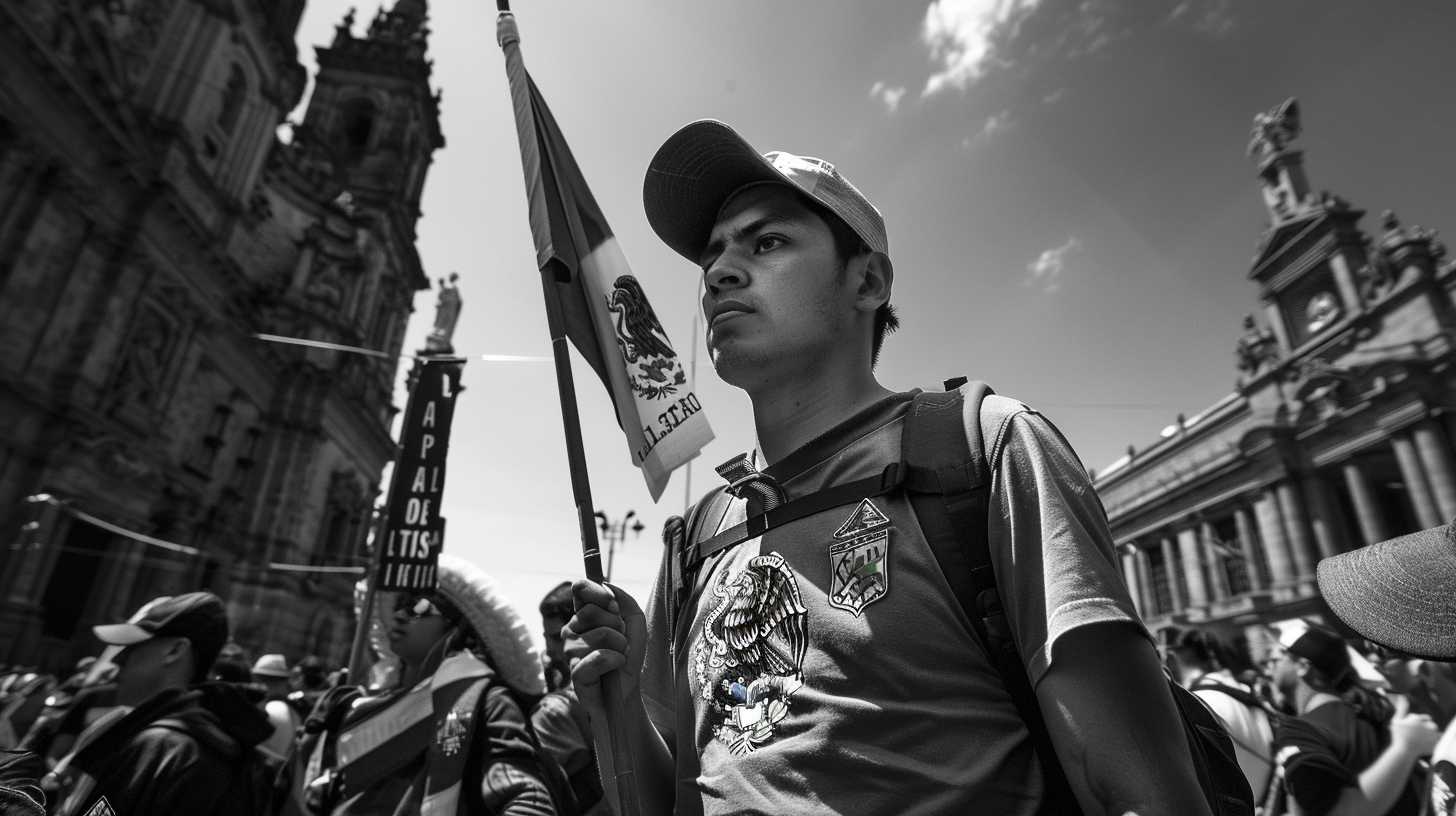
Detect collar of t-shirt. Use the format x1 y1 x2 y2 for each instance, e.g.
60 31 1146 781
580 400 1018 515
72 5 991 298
753 391 918 489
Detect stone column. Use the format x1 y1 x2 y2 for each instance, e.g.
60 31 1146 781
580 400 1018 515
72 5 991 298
1303 474 1349 559
1392 434 1443 529
1161 536 1186 611
1135 549 1157 617
1413 420 1456 521
1122 550 1143 616
1178 527 1210 608
1254 490 1296 587
1276 480 1317 580
1233 505 1266 589
1342 460 1391 547
1201 521 1231 601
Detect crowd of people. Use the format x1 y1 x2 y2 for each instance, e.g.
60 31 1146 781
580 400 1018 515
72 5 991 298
4 117 1456 816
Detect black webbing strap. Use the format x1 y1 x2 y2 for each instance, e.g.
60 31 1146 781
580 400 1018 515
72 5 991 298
682 464 905 570
902 381 1082 816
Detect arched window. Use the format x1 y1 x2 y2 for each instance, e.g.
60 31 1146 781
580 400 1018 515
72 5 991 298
338 98 377 161
218 65 246 134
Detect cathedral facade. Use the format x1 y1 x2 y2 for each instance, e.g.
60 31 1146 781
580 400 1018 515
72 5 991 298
1095 99 1454 663
0 0 442 671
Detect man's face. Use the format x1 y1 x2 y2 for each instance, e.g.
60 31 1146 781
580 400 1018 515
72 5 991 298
111 636 186 706
1269 648 1303 699
698 185 858 388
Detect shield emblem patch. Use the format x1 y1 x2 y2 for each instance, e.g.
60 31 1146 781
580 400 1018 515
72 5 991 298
827 499 892 616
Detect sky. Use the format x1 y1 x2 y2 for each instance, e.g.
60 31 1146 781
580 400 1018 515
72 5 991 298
290 0 1456 631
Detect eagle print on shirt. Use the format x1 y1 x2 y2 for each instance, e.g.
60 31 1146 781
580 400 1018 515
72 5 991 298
692 551 809 755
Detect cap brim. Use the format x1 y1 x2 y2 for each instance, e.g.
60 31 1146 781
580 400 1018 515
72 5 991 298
252 670 290 679
644 120 792 263
92 623 155 646
1317 525 1456 660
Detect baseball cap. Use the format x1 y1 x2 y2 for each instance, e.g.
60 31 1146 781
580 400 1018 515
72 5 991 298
1318 520 1456 660
93 592 229 678
644 120 888 264
251 653 291 679
1287 625 1352 679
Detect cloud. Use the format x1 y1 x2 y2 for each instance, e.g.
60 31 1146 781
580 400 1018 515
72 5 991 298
1168 0 1235 37
1041 88 1068 106
921 0 1041 97
869 81 908 113
963 110 1013 148
1025 236 1081 293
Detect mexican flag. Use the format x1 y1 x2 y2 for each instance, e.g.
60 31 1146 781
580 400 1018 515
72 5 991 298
497 13 712 501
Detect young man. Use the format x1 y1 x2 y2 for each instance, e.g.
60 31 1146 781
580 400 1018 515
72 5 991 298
567 120 1209 815
44 592 274 816
1269 625 1439 816
252 654 299 762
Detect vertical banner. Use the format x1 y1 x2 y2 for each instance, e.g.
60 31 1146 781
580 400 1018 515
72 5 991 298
378 359 463 591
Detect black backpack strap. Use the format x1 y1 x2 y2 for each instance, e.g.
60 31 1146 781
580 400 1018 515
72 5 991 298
903 381 1082 816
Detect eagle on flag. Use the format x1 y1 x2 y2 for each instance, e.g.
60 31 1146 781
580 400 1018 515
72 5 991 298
607 275 687 399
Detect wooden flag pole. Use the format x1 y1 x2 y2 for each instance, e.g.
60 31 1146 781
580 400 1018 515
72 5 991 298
496 6 641 812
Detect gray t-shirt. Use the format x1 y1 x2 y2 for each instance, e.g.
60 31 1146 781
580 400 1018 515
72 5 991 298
641 392 1146 815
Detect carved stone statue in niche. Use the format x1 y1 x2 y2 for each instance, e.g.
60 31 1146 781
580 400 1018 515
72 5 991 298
426 273 462 352
109 309 172 416
305 259 346 308
1235 314 1279 376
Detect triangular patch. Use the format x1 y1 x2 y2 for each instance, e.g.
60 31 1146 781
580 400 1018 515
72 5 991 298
832 499 890 539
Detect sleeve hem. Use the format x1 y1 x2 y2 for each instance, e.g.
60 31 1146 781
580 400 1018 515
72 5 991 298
1027 598 1151 685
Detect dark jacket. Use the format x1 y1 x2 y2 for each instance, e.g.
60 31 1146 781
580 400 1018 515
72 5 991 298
0 749 45 816
61 682 273 816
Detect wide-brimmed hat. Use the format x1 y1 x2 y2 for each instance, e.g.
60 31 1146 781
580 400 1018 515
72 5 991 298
359 554 544 696
1317 521 1456 660
644 120 888 264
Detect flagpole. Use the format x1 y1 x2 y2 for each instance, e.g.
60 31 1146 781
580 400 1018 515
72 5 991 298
495 5 640 814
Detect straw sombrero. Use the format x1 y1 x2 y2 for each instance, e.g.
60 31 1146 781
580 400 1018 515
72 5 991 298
357 554 545 696
1317 521 1456 660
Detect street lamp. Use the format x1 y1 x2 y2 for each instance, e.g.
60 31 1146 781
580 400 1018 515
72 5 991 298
594 509 646 582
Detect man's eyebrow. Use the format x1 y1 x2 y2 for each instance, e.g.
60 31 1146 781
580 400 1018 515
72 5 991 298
699 214 790 268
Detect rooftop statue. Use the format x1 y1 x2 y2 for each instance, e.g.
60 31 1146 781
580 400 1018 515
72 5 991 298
426 272 461 352
1247 98 1301 159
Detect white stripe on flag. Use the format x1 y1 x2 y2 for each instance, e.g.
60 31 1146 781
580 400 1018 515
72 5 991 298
581 237 713 500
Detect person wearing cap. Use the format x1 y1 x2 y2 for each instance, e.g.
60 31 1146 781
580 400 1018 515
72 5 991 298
1269 624 1439 815
567 122 1209 815
43 591 274 816
1318 521 1456 815
253 654 301 762
279 554 558 816
286 655 332 721
533 581 606 815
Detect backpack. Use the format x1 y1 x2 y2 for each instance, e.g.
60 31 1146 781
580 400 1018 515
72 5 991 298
1189 680 1286 805
669 380 1255 816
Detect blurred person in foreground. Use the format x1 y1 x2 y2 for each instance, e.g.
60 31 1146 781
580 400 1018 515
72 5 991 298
1171 629 1277 803
1269 624 1437 816
533 582 606 815
278 554 558 815
1319 519 1456 815
254 654 301 762
42 592 274 816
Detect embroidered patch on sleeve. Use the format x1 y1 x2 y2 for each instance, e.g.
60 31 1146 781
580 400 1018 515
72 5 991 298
83 796 116 816
827 499 892 617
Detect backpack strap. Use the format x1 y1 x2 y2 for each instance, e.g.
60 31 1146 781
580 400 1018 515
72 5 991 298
902 380 1081 816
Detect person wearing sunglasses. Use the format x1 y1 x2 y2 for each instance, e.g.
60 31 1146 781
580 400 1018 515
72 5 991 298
276 555 560 816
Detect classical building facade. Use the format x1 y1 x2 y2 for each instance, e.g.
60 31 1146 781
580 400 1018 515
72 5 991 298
0 0 442 671
1093 99 1454 662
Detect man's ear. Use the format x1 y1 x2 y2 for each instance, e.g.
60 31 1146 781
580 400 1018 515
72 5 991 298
853 251 893 313
161 637 192 670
